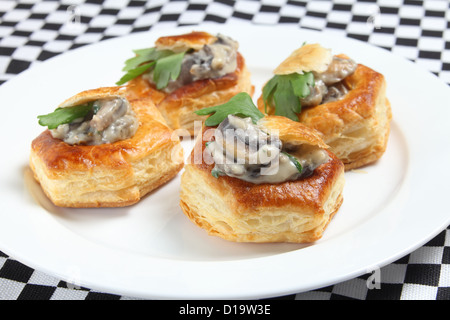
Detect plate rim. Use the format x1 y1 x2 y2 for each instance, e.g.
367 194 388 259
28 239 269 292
0 23 449 299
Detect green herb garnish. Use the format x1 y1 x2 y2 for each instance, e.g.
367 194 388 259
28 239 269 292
262 72 314 122
282 151 303 173
116 47 185 89
195 92 265 126
211 167 222 178
152 51 185 89
37 104 94 129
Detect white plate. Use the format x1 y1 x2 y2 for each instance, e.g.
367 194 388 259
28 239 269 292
0 23 449 300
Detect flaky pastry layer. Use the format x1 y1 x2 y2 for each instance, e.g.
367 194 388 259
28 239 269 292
29 87 184 208
179 119 345 243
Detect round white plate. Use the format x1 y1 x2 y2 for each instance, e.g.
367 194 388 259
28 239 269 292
0 23 449 299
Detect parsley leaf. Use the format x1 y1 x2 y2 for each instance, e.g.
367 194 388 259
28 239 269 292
262 72 314 121
195 92 265 126
153 51 185 90
211 167 223 178
116 47 185 88
282 151 303 173
116 62 155 86
37 104 93 129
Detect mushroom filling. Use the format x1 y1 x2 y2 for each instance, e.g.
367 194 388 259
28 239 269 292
301 56 357 107
147 34 239 93
206 115 329 184
51 97 138 146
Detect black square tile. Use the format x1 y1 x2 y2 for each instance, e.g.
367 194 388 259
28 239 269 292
442 246 450 264
436 287 450 300
17 284 56 300
404 264 441 286
85 292 121 300
424 229 446 247
366 283 403 300
0 259 34 283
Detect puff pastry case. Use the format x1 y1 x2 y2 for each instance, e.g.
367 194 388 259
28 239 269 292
0 0 449 302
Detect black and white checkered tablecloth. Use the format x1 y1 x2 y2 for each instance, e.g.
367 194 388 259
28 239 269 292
0 0 449 300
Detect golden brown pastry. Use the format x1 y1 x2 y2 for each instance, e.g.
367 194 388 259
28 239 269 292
121 31 254 135
180 98 345 243
257 43 392 170
30 86 184 208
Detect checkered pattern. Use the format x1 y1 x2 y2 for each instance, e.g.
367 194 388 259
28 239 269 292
0 0 449 300
1 227 449 300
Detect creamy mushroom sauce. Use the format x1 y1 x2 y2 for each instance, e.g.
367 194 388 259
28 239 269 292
301 56 357 107
146 34 238 93
206 115 329 184
51 97 138 145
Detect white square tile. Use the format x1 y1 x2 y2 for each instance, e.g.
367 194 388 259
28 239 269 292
12 45 42 61
352 2 378 16
377 0 403 7
188 0 211 4
400 284 438 300
134 12 160 28
46 10 73 24
2 9 31 22
0 26 14 38
306 0 332 13
326 11 352 24
43 40 73 52
333 0 356 4
15 19 45 32
300 15 327 30
90 15 118 28
0 278 26 300
346 21 372 36
399 5 425 19
30 29 58 42
104 24 133 37
118 7 145 19
31 1 59 14
253 12 279 25
395 25 422 38
234 0 261 14
61 0 84 5
103 0 130 10
418 37 445 52
379 14 400 28
279 4 306 18
421 17 447 31
28 270 60 287
206 2 234 17
161 1 188 14
0 0 16 12
59 23 87 36
438 264 450 287
179 10 206 25
332 278 368 300
50 287 89 300
424 0 449 11
261 0 287 6
0 35 29 47
78 3 102 17
75 33 103 44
